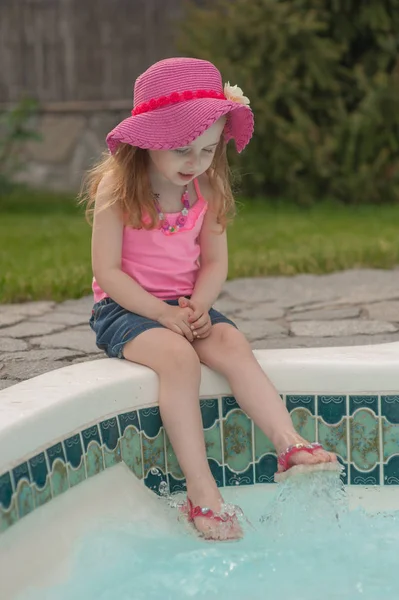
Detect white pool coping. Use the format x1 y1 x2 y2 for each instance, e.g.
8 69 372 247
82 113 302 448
0 342 399 472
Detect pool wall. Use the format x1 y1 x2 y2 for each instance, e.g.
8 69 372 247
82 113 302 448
1 343 399 534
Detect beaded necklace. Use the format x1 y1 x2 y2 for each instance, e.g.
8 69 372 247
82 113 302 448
153 186 190 235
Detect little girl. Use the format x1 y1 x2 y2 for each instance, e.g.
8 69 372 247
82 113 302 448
84 57 336 541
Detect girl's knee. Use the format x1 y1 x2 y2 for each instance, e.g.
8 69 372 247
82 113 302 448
160 336 201 377
214 325 251 354
123 329 200 377
199 325 252 372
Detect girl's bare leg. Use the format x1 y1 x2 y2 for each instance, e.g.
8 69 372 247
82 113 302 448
193 324 336 468
123 328 242 539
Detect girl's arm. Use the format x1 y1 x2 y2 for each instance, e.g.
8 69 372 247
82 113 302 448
91 173 168 321
190 179 229 311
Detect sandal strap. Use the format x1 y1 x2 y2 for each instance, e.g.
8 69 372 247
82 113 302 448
278 442 323 472
185 498 236 523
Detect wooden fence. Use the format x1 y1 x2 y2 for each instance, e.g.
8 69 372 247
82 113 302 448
0 0 184 106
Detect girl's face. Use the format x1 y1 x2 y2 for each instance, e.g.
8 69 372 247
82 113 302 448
148 118 226 187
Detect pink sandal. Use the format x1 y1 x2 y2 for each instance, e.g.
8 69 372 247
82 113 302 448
180 498 243 540
274 442 342 482
186 498 233 522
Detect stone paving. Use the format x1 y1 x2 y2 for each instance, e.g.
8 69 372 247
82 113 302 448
1 269 399 390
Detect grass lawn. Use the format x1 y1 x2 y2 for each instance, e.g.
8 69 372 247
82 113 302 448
1 186 399 303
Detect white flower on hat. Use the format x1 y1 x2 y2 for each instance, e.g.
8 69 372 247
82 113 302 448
224 82 250 106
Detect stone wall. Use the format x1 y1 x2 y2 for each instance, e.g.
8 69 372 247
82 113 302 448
0 0 187 191
15 102 131 191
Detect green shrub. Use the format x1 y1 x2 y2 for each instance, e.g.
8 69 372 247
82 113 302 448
178 0 399 204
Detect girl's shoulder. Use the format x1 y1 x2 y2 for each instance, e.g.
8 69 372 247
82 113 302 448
94 170 124 220
95 170 120 210
97 169 117 196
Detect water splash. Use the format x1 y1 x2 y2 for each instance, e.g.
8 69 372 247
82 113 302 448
19 472 399 600
158 480 170 497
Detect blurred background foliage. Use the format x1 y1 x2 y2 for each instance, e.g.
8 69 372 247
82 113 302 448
179 0 399 204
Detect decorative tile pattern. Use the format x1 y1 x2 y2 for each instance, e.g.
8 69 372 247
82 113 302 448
63 435 83 469
225 464 254 486
222 396 239 418
203 399 223 491
349 395 378 416
286 395 315 414
350 465 380 486
67 460 86 488
381 395 399 484
290 408 316 443
49 459 69 497
350 409 379 471
317 396 349 475
318 419 348 460
103 442 122 469
139 407 162 438
0 472 13 511
255 454 277 484
100 418 120 451
382 419 399 461
144 467 168 494
46 443 65 470
384 456 399 485
200 398 219 428
29 453 48 490
381 395 399 424
118 411 140 435
317 395 346 424
82 425 101 451
33 478 52 508
85 442 104 478
168 473 186 494
12 462 31 488
223 409 252 473
64 435 86 487
1 391 399 535
100 417 121 468
142 430 166 478
254 425 274 460
15 480 34 518
29 452 52 507
120 424 142 479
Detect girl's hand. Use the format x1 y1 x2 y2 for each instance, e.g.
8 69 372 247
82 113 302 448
157 304 195 342
178 297 212 339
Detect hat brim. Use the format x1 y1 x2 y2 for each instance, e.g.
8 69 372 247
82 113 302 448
106 98 254 154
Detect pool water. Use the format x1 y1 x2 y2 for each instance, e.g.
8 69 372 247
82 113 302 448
19 472 399 600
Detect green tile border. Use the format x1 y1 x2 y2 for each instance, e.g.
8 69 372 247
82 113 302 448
1 393 399 534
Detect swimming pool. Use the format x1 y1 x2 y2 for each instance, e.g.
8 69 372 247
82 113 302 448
1 342 398 598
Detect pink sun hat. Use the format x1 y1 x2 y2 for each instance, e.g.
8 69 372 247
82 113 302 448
106 57 254 154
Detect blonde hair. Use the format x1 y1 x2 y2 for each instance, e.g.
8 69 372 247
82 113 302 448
79 139 235 230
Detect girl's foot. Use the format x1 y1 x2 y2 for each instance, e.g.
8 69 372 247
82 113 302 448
184 484 243 541
276 435 337 473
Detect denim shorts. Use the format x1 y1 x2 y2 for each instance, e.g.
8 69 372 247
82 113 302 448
89 297 237 359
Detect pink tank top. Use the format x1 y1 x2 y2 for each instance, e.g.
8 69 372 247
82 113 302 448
92 178 208 302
